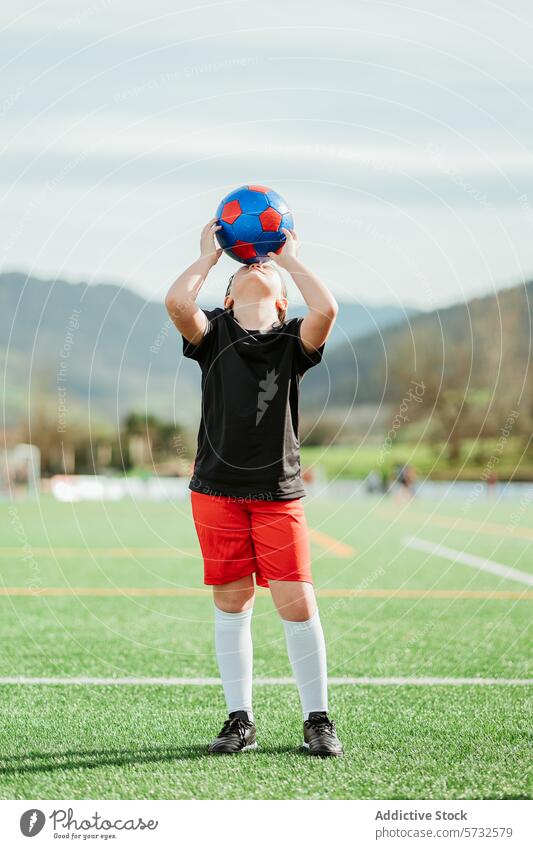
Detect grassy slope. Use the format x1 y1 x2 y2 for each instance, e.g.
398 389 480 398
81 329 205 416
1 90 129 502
300 438 533 481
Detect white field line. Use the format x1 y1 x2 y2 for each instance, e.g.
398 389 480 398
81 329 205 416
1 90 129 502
404 536 533 587
0 676 532 686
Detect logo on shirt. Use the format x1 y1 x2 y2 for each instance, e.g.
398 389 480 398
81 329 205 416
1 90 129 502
256 368 279 424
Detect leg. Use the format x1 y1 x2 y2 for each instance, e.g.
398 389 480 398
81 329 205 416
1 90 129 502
269 579 328 719
212 576 255 720
240 498 342 755
190 493 258 751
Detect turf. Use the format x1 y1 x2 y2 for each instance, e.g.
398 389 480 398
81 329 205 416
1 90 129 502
1 685 532 800
0 495 532 799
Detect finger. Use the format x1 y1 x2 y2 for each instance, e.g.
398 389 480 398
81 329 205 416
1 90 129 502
281 228 293 240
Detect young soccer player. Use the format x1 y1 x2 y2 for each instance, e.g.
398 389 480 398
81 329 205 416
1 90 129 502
165 219 343 756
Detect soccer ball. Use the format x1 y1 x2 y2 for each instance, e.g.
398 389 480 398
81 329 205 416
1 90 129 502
215 185 294 264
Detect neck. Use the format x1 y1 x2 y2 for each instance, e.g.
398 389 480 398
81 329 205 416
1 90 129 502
232 300 279 331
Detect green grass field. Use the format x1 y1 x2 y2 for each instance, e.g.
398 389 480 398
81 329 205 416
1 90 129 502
0 494 532 799
300 438 533 481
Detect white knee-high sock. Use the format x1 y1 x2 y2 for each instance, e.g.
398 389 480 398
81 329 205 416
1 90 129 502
214 606 254 721
282 610 328 719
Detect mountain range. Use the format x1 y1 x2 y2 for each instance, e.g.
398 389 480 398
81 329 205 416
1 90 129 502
300 278 533 420
0 272 417 428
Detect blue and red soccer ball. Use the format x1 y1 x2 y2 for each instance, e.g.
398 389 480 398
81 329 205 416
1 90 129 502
215 185 294 264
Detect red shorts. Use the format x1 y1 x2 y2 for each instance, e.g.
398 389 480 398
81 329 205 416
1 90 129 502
190 491 313 587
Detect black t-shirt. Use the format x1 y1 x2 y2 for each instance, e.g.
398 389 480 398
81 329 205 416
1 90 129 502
182 308 324 500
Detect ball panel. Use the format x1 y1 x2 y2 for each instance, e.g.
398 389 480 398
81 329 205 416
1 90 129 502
259 207 282 232
233 213 263 243
215 221 236 250
231 241 258 262
280 211 294 232
265 190 289 215
255 229 285 255
248 184 271 193
224 247 252 264
237 190 269 215
221 199 241 224
216 185 247 216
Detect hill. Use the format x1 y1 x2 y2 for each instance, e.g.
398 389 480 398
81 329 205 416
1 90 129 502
0 272 415 428
302 280 533 439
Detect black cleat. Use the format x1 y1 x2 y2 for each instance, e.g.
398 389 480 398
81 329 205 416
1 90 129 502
208 711 257 754
303 711 343 757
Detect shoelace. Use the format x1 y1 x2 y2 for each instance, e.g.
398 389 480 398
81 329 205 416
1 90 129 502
308 717 336 737
218 717 249 743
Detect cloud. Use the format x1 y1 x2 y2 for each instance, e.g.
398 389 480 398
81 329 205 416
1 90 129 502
2 0 533 306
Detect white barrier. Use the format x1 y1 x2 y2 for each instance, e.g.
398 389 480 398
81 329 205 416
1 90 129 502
50 475 189 502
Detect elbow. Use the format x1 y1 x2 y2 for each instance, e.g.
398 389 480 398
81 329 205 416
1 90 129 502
325 298 339 322
165 292 180 318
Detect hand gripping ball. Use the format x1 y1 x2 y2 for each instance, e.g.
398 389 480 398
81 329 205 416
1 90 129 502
215 185 294 264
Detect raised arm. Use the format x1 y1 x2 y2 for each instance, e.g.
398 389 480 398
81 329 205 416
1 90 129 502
268 229 338 353
165 219 222 345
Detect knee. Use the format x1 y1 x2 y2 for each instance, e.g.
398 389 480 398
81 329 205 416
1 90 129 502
279 596 317 622
270 580 317 622
214 588 255 614
215 596 254 614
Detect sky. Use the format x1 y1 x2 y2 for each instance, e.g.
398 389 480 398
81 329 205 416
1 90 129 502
1 0 533 309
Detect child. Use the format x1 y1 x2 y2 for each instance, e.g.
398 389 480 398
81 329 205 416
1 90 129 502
165 219 342 756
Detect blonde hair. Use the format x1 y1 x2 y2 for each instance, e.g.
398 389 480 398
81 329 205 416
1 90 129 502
224 271 288 324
